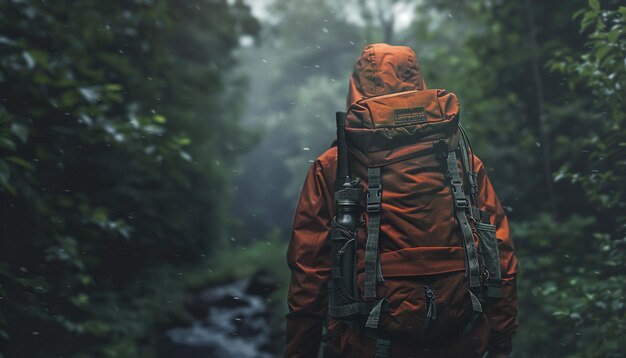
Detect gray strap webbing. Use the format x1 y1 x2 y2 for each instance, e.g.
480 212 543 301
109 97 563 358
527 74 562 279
375 339 391 358
459 134 472 176
365 298 388 329
365 167 383 299
328 302 361 318
459 134 478 206
461 290 484 336
329 299 390 321
446 151 481 289
469 289 483 313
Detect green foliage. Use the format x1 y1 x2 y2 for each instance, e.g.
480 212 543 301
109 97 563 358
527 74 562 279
415 0 625 356
539 3 625 357
0 0 257 356
1 0 623 356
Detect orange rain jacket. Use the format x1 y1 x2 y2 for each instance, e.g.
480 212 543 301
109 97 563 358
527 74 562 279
285 44 518 358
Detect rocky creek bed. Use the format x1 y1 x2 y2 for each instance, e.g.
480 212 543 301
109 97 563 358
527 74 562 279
159 270 282 358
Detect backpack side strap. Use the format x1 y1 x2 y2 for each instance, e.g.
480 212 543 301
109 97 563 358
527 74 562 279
365 167 384 299
446 149 481 290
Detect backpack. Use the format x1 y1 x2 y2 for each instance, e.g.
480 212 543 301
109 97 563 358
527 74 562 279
328 89 502 356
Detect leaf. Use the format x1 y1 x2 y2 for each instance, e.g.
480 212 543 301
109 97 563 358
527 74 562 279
607 28 619 43
581 10 599 31
78 87 100 104
1 182 16 195
6 156 34 170
10 123 28 143
179 150 192 161
153 114 166 124
104 83 122 92
589 0 600 11
0 138 16 150
71 293 89 307
22 51 35 69
0 35 16 46
573 9 586 20
595 45 611 62
0 160 9 185
175 136 191 146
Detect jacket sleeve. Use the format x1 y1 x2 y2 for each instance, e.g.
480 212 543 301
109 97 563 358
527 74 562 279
474 157 519 354
285 159 333 358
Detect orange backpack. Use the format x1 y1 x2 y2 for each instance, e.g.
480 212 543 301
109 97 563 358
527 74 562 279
328 89 502 356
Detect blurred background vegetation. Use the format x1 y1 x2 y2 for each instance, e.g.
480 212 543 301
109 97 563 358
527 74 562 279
0 0 624 357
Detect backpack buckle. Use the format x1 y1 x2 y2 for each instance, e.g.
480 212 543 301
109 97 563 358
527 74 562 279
367 185 382 213
455 197 470 209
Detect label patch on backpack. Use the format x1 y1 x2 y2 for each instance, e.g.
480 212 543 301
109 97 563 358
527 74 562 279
393 107 427 126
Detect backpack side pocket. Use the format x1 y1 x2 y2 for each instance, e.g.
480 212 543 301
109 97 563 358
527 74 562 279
475 222 502 298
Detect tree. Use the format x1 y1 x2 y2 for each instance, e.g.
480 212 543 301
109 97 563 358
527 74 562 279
0 0 257 355
544 3 625 356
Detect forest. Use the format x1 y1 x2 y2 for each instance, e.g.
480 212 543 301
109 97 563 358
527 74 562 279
0 0 624 357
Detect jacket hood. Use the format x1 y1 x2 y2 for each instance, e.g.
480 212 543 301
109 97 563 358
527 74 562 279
347 43 427 107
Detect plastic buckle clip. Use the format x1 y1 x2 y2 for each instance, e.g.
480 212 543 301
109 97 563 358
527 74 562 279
367 185 382 213
455 197 470 209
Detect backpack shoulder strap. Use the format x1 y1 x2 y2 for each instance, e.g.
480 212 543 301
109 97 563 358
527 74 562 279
364 167 384 299
459 125 478 206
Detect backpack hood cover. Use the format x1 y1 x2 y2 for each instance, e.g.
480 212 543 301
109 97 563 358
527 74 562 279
345 43 460 167
347 43 427 107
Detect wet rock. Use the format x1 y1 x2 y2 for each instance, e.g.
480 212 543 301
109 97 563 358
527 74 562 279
184 280 249 317
214 294 249 308
246 269 281 298
162 270 280 358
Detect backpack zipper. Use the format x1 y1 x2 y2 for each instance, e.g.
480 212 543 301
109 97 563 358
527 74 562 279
421 283 437 337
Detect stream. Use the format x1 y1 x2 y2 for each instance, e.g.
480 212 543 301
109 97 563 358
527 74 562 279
160 270 281 358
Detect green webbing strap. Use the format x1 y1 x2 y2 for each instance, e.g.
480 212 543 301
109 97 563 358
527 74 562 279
459 134 478 207
461 290 484 336
365 298 388 329
469 289 483 313
329 300 385 319
367 299 391 358
365 167 383 299
375 339 391 358
327 302 361 318
459 134 471 176
318 320 329 358
446 151 481 289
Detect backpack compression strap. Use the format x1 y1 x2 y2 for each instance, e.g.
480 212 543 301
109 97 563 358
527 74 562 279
446 149 481 289
458 131 478 207
365 167 384 299
459 126 484 222
364 167 390 358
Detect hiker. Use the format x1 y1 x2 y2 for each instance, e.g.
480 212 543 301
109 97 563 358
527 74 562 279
285 43 518 358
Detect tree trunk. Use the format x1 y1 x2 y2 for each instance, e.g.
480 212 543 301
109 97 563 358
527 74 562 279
523 0 557 214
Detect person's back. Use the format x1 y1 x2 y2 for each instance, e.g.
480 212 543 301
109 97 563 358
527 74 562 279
285 43 518 358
